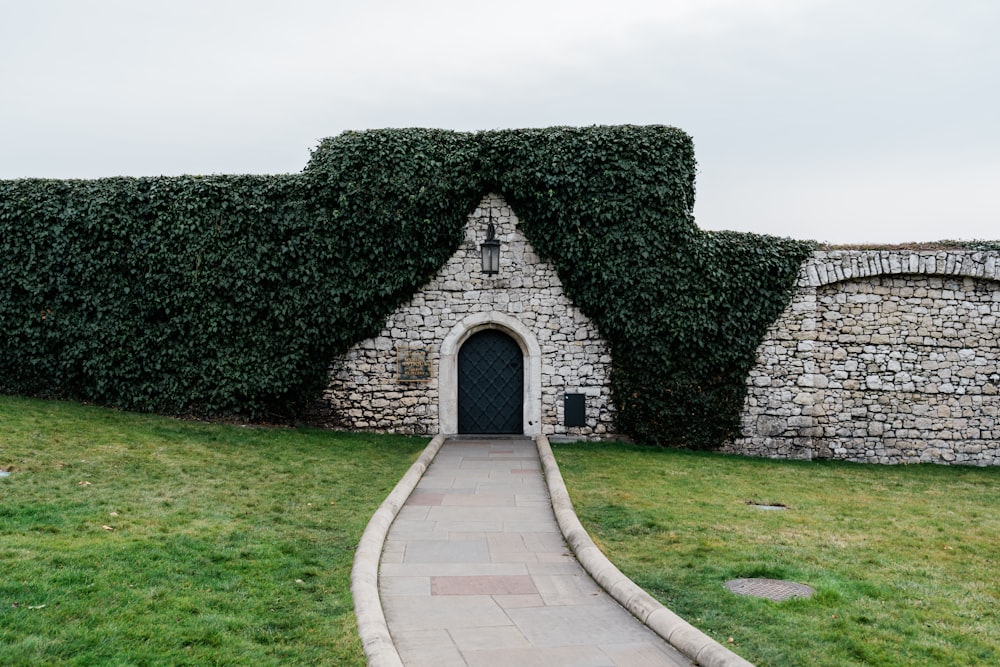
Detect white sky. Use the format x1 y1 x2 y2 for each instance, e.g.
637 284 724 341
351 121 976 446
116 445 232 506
1 0 997 244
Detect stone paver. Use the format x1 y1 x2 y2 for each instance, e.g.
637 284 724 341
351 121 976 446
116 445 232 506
379 438 692 666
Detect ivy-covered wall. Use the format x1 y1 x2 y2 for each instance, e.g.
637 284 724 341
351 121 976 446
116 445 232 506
0 126 814 448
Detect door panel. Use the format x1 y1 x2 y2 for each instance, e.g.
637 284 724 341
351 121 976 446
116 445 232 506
457 329 523 434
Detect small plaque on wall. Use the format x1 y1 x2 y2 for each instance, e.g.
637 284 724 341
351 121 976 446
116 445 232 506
397 346 431 383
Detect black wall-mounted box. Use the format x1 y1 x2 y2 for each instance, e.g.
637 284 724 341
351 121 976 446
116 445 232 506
564 393 586 427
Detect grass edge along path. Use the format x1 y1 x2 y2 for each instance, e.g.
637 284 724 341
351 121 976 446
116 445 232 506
0 396 426 666
552 440 1000 667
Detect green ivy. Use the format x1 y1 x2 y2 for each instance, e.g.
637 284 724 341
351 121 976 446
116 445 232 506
0 126 815 447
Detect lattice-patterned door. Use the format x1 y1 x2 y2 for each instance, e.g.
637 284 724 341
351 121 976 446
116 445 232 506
457 329 524 434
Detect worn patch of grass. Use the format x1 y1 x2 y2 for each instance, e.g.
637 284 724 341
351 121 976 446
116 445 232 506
0 396 425 666
553 441 1000 667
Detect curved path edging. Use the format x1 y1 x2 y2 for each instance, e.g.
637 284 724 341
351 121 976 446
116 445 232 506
353 432 755 667
534 434 756 667
351 433 446 667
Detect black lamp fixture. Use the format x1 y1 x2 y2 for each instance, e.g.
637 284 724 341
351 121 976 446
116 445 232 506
480 211 500 274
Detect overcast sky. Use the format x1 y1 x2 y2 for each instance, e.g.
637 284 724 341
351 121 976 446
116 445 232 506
1 0 997 243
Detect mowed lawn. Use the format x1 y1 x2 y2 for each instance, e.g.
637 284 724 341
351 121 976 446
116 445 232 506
0 396 426 667
553 441 1000 667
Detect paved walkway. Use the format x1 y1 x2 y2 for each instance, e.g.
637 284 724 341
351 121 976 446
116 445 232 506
377 437 693 666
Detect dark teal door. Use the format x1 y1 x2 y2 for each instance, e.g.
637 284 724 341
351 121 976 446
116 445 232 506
458 329 523 434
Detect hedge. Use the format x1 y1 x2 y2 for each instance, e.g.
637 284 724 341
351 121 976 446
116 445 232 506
0 126 815 448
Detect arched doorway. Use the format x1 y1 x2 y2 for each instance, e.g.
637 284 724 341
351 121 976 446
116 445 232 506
439 312 542 436
457 329 524 434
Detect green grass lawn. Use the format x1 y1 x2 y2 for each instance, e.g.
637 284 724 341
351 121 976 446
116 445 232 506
553 441 1000 667
0 396 426 667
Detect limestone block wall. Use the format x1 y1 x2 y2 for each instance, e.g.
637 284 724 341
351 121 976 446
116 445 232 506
312 193 615 438
726 250 1000 465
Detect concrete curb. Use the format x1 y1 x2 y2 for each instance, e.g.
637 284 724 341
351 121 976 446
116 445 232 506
534 434 756 667
351 433 447 667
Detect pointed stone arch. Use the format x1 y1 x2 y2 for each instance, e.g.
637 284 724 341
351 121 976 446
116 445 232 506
315 193 614 439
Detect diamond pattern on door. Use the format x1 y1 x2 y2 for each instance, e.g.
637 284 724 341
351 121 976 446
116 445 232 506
458 329 524 434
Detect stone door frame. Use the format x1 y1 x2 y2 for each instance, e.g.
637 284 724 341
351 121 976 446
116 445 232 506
440 312 542 436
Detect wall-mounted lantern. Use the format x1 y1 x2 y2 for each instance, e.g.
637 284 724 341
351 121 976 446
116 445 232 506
481 212 500 274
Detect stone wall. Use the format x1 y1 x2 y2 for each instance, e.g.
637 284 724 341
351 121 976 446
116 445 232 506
312 193 615 438
727 250 1000 465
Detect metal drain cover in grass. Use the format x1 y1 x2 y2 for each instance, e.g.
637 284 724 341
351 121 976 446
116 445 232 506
725 578 815 601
